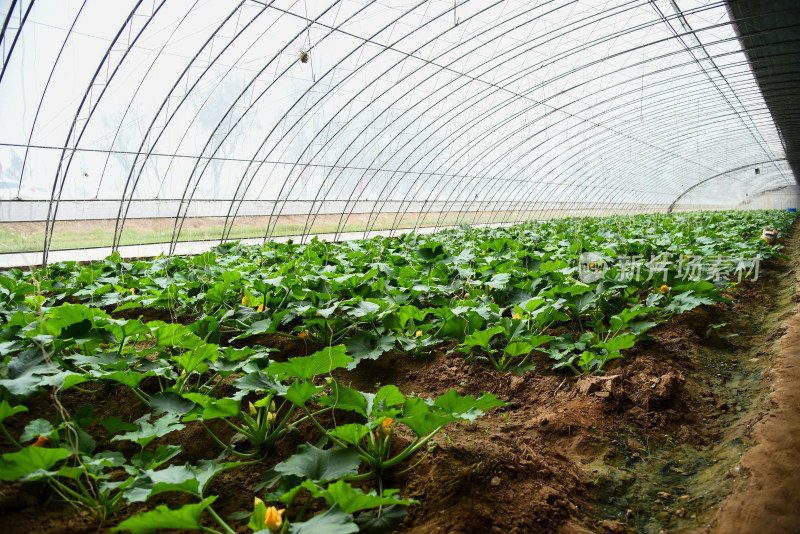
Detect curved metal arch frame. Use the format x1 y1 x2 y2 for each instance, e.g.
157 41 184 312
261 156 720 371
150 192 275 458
329 12 724 238
112 1 270 250
215 0 440 246
216 0 443 244
18 0 87 200
362 43 756 240
167 0 364 254
400 42 788 232
324 17 768 239
178 0 393 246
667 159 789 213
278 0 728 240
0 0 34 85
0 0 795 263
475 75 784 225
91 3 789 243
42 0 163 266
212 0 682 242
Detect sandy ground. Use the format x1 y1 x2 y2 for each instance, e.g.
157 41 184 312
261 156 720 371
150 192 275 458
705 255 800 533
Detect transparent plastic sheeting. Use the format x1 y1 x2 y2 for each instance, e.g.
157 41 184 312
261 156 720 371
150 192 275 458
0 0 795 264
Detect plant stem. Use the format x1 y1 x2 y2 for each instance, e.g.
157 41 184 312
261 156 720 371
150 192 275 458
129 387 150 406
0 422 21 449
206 504 237 534
301 406 348 449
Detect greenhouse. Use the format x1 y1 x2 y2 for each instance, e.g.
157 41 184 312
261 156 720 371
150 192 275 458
0 0 798 533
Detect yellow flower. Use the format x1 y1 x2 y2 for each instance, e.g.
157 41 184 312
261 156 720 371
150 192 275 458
589 262 596 269
380 417 393 437
249 401 257 416
242 296 248 306
258 258 262 264
512 313 522 320
659 285 670 293
415 330 423 338
488 286 493 290
464 292 470 299
257 304 264 312
32 435 50 447
267 411 277 423
298 331 308 338
264 506 284 531
130 288 135 294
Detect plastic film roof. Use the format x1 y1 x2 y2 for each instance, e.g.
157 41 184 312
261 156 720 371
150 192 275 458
0 0 797 264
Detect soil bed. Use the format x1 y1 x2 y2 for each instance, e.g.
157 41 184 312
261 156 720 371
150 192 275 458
1 224 799 533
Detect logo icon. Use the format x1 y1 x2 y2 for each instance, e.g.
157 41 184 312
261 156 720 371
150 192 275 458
578 252 607 283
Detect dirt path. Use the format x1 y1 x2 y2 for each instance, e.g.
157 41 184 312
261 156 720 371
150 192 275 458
701 237 800 533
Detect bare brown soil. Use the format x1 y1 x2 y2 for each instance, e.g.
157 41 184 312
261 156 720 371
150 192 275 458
1 224 799 534
694 235 800 533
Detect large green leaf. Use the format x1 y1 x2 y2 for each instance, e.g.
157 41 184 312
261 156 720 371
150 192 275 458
371 385 406 417
130 444 183 470
111 496 217 533
107 318 150 342
20 419 53 442
458 326 504 352
318 383 370 417
289 504 358 534
231 318 274 341
664 291 716 315
398 397 456 437
329 423 371 446
199 397 241 420
148 322 204 349
234 371 288 397
344 300 381 318
173 343 219 375
353 504 409 534
94 369 153 389
111 413 185 448
284 380 324 406
0 400 27 423
306 479 417 514
345 334 394 370
272 443 361 482
0 345 54 396
149 392 197 416
124 460 230 502
595 333 637 353
269 345 352 380
43 303 112 336
0 446 70 481
433 390 507 421
487 272 512 290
